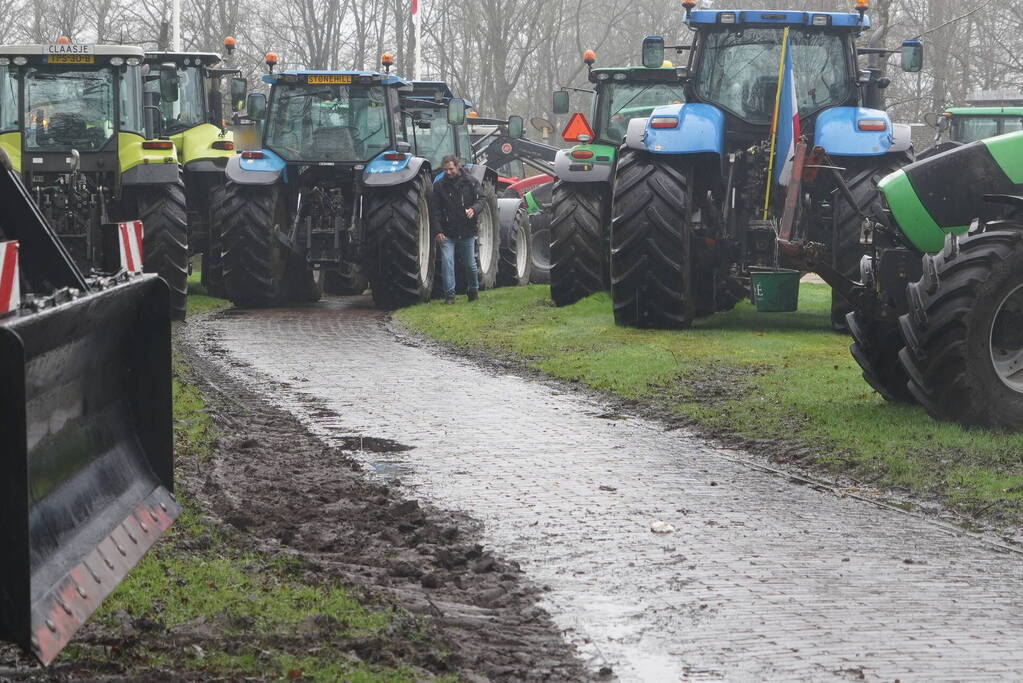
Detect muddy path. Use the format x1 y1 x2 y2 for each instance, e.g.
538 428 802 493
173 329 591 681
184 296 1023 682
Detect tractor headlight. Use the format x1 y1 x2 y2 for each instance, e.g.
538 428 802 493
719 12 736 23
0 57 9 65
13 56 27 65
109 57 124 66
127 57 141 66
613 73 627 81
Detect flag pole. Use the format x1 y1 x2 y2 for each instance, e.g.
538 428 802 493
413 0 422 80
762 27 789 220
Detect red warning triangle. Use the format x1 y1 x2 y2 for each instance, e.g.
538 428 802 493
561 112 596 142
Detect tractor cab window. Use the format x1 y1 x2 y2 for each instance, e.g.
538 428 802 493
119 65 144 134
598 81 685 143
161 65 204 135
0 66 18 133
694 27 852 125
404 104 455 167
23 66 116 151
953 116 1022 143
267 82 390 162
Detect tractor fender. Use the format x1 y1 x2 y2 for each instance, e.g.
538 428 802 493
552 148 613 183
889 123 913 154
183 159 229 174
121 162 179 185
466 163 496 187
624 117 649 150
627 103 725 157
364 154 427 187
225 149 286 185
813 107 893 157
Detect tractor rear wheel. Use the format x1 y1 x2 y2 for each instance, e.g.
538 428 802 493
898 230 1023 429
221 182 291 307
847 311 914 402
496 198 532 287
476 182 500 290
550 182 608 306
365 174 435 309
133 177 189 320
527 209 551 284
610 151 693 329
831 154 912 332
204 183 228 298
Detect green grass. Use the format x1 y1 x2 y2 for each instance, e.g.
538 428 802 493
395 284 1023 519
55 283 442 681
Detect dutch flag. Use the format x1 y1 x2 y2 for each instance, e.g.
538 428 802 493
773 31 800 187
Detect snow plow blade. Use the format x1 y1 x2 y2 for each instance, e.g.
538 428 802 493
0 148 178 666
0 277 176 665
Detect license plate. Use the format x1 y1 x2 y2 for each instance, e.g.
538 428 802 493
307 74 351 84
47 55 96 64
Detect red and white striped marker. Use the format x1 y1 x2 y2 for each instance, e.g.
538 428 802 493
117 221 144 273
0 240 20 316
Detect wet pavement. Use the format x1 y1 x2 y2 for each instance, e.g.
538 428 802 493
187 296 1023 682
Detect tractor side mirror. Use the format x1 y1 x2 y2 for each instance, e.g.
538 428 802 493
159 64 179 103
900 40 923 73
246 92 267 121
447 98 466 126
508 115 524 139
552 90 570 115
642 36 665 70
230 77 247 112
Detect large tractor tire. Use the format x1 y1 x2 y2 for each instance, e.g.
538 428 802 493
496 197 532 287
527 209 551 284
898 230 1023 429
847 311 914 403
830 154 913 332
610 151 693 329
220 182 292 307
550 181 608 306
133 178 189 320
476 182 500 290
365 174 435 309
204 183 228 299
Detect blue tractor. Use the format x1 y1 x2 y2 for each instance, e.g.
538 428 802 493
221 61 458 308
609 5 923 329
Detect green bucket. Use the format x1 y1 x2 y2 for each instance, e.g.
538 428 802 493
750 267 801 312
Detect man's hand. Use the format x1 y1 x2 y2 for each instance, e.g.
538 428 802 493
465 208 475 219
435 233 446 244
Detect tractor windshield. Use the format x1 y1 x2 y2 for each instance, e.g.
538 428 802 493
597 81 685 143
266 82 391 162
694 27 852 125
953 115 1023 143
160 65 205 135
404 104 455 167
23 66 116 151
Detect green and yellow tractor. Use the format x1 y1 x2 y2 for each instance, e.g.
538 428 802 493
0 43 188 317
145 39 246 298
548 52 684 306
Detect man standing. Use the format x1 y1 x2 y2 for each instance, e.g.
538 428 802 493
431 154 485 303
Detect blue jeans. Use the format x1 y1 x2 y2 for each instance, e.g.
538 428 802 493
439 236 478 296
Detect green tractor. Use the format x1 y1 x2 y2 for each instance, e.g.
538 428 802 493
922 96 1023 158
848 131 1023 429
548 52 684 306
145 40 247 298
0 43 188 317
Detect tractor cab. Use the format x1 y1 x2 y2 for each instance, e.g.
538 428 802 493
399 81 473 168
929 107 1023 144
257 70 407 166
0 44 175 180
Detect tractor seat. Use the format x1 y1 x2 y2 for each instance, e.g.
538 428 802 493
47 113 89 147
743 76 779 120
309 126 356 160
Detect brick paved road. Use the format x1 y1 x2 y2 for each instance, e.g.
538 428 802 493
187 297 1023 682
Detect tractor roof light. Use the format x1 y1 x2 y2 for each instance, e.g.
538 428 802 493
682 0 696 20
126 57 141 66
265 52 278 73
12 56 27 65
56 36 71 45
596 72 610 81
855 0 868 21
719 12 736 23
0 58 9 66
812 14 830 25
223 36 236 55
583 49 597 67
613 72 627 80
109 57 124 66
381 52 394 73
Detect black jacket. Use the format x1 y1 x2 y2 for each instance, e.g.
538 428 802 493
430 170 486 240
